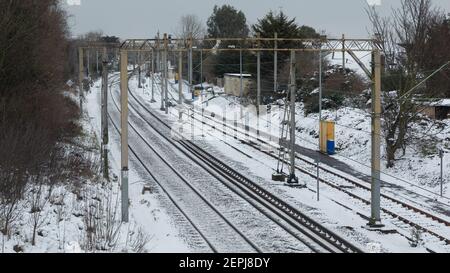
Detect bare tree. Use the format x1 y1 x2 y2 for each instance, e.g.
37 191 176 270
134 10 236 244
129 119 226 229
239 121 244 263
28 174 53 246
367 0 444 167
82 184 121 252
126 226 152 253
176 14 205 40
0 1 79 250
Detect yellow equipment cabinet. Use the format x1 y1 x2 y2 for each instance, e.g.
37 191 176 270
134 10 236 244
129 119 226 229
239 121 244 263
319 120 336 155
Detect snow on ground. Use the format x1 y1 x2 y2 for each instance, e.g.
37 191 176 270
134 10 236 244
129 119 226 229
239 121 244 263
321 49 449 196
85 78 192 253
176 80 450 199
0 94 107 253
0 81 191 253
132 72 450 252
151 70 450 199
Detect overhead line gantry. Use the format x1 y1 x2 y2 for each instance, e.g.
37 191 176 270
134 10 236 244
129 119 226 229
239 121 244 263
81 35 384 226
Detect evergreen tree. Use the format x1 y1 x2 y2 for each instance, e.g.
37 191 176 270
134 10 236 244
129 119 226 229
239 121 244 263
422 17 450 98
251 11 320 96
207 5 249 38
206 5 250 78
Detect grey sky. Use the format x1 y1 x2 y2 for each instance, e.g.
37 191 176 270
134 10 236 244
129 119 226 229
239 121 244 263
64 0 450 39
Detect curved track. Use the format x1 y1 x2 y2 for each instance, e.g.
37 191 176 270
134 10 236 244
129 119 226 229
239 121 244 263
153 75 450 247
108 74 266 253
115 73 363 253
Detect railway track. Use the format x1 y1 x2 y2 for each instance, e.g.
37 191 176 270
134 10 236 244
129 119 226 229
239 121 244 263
151 75 450 247
116 75 363 253
108 76 266 253
119 79 323 253
186 106 450 245
106 73 228 252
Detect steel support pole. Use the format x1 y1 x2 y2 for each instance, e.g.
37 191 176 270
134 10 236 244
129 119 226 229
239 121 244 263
317 48 323 199
369 50 382 227
178 48 183 120
87 49 90 77
120 50 129 223
179 49 183 105
96 50 99 75
440 149 444 197
138 65 142 88
319 48 325 154
78 47 84 116
201 46 205 136
189 34 193 100
151 49 156 103
164 33 169 114
342 34 346 70
240 47 243 119
201 47 206 107
274 33 278 94
287 50 298 185
158 35 165 111
101 52 105 144
160 75 165 111
138 51 142 89
101 47 109 181
317 160 320 201
319 49 323 123
257 33 261 116
156 33 160 72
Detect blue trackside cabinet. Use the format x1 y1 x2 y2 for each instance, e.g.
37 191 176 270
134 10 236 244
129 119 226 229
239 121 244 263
327 140 335 155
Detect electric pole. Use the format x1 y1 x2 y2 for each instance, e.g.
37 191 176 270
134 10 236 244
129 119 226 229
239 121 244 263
189 33 193 101
96 50 99 75
101 47 109 181
156 32 161 72
178 47 183 105
257 33 261 116
274 33 278 94
240 45 243 119
159 33 165 111
287 50 299 185
317 47 323 200
178 46 183 120
164 33 169 115
78 47 84 116
342 34 346 70
87 49 90 78
120 50 129 223
319 48 323 124
151 48 156 103
369 49 382 227
440 149 444 197
138 51 142 89
316 159 320 201
201 46 206 107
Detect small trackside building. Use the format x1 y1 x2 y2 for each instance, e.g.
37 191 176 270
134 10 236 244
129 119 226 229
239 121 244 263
421 99 450 120
223 73 254 97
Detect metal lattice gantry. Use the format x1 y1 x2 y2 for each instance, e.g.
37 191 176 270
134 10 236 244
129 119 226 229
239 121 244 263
120 39 155 51
118 36 382 52
113 34 383 226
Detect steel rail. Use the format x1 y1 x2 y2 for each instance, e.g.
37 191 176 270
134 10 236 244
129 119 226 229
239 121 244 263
125 79 363 253
108 75 262 253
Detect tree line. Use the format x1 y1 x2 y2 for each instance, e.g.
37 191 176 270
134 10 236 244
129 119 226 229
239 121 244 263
176 2 450 168
367 0 450 167
177 6 327 99
0 0 82 238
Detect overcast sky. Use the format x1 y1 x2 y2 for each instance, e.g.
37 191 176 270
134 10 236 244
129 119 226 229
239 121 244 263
64 0 450 39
